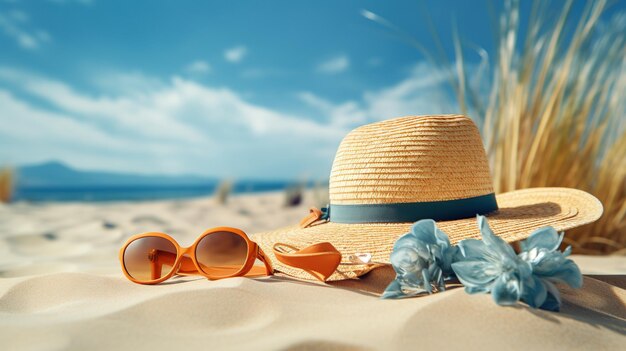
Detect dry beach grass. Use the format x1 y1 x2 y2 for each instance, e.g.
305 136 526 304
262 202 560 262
366 0 626 253
0 167 13 203
458 0 626 254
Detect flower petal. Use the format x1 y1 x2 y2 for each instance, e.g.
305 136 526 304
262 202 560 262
464 285 490 294
540 280 562 311
521 275 547 308
540 293 560 312
382 279 406 299
389 247 428 276
457 238 498 261
477 215 517 260
563 245 572 256
398 270 424 288
410 219 438 245
434 226 451 249
434 266 445 291
441 245 461 277
393 232 418 250
521 227 563 252
545 260 583 289
421 268 432 294
530 251 582 289
390 246 422 274
452 260 500 287
491 273 522 305
515 257 534 280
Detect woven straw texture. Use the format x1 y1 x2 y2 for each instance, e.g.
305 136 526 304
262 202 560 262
331 115 493 204
253 115 604 282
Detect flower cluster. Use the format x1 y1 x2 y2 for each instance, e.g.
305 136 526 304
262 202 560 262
382 220 460 298
383 216 582 312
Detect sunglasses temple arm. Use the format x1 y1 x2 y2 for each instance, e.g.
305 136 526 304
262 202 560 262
148 249 165 280
257 246 274 275
149 250 199 278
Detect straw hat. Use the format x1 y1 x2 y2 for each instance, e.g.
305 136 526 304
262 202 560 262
254 115 603 281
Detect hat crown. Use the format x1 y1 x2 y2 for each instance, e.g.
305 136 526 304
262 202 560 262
329 115 494 205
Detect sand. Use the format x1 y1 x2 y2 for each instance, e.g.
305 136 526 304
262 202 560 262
0 191 624 350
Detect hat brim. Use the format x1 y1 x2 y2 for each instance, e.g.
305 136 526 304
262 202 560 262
253 187 603 281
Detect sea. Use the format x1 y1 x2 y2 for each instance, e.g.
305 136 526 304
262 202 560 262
13 181 295 202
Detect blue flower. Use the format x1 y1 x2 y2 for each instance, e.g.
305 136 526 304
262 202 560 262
382 219 460 299
452 216 532 305
518 226 582 311
452 215 583 311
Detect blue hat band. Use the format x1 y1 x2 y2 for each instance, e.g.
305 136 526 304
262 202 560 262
328 193 498 224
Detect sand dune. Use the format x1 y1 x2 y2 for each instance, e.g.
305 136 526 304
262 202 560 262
0 192 625 350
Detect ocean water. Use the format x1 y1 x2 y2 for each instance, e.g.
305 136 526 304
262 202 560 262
13 182 292 202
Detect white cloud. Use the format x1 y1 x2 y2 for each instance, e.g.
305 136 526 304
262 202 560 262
0 90 140 167
297 91 367 128
317 55 349 74
1 0 92 50
90 70 165 95
185 60 211 75
224 46 247 63
362 63 455 118
0 67 343 178
300 62 457 127
0 61 461 178
0 10 51 50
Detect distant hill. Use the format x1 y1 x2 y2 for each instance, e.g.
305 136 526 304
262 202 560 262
16 161 218 187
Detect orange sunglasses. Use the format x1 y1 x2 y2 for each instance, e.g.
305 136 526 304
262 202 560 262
119 227 273 284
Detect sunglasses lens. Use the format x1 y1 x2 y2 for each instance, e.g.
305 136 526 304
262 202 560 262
195 231 249 277
123 236 178 282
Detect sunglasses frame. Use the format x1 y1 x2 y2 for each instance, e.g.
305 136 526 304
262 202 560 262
119 227 273 285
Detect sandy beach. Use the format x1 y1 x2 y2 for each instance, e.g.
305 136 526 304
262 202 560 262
1 191 625 350
1 0 624 349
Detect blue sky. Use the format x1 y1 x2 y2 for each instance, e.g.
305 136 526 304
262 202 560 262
0 0 623 180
